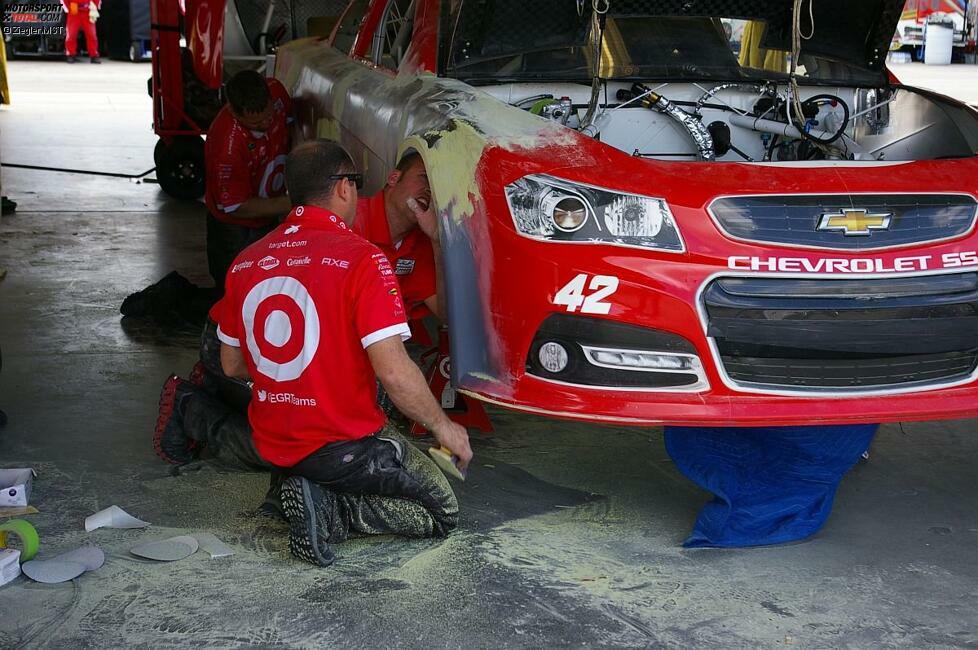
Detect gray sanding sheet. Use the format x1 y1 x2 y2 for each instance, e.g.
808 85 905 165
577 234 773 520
130 535 199 562
21 560 87 584
194 533 234 558
21 545 105 583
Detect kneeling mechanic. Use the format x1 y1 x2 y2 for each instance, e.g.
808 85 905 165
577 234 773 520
158 139 472 566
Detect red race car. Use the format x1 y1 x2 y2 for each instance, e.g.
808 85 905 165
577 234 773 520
273 0 978 427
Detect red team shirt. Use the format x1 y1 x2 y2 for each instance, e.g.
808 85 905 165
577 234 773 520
353 193 436 319
206 192 436 322
204 78 292 228
214 206 411 467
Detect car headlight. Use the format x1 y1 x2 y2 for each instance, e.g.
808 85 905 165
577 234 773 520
505 174 684 252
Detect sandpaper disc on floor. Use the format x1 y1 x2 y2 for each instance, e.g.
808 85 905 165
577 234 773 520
131 535 199 561
22 559 87 584
55 546 105 571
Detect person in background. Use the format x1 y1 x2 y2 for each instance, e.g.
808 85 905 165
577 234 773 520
61 0 101 64
204 70 292 292
353 152 443 322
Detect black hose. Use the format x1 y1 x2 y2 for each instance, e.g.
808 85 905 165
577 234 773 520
800 93 850 145
1 163 156 179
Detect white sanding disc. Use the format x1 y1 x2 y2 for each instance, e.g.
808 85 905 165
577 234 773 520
131 535 199 562
22 559 87 584
53 546 105 571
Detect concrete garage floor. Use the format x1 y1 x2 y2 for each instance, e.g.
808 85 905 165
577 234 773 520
890 61 978 106
1 60 978 648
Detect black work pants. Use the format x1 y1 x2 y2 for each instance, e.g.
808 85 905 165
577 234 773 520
289 427 459 540
205 213 275 291
180 383 458 540
181 383 269 471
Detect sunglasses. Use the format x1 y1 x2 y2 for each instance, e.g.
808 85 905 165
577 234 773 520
328 173 364 190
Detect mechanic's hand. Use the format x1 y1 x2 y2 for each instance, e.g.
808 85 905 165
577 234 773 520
431 418 472 472
407 197 440 245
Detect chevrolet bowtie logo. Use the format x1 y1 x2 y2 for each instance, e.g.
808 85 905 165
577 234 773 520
816 209 892 236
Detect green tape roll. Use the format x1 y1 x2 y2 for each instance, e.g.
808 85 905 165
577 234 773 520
0 519 40 561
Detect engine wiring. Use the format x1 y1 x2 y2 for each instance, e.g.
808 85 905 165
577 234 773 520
692 83 771 117
550 0 866 161
787 0 854 155
578 0 610 137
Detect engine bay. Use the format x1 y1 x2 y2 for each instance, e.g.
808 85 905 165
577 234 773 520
487 80 978 164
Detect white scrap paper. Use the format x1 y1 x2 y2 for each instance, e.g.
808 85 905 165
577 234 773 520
85 505 151 532
195 533 234 559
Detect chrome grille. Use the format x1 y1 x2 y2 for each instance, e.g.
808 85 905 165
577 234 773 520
709 194 977 250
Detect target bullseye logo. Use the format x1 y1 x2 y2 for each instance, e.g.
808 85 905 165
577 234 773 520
242 276 320 381
259 154 287 198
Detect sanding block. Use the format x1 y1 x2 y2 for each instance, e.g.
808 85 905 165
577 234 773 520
428 446 466 481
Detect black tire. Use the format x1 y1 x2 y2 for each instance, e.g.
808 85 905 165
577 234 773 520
129 40 145 62
156 136 206 200
153 138 165 168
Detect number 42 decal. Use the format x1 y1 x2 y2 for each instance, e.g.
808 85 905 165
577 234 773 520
553 274 620 314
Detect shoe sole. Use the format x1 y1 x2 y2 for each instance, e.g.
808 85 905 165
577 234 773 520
153 376 181 464
153 375 197 465
280 478 333 567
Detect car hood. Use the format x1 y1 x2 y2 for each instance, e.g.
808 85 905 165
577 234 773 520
736 0 905 77
605 0 905 82
450 1 906 86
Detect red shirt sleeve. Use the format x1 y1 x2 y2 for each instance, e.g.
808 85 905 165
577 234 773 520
214 292 243 348
353 250 411 348
207 298 223 324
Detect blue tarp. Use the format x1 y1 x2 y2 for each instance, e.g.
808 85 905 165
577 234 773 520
664 424 878 548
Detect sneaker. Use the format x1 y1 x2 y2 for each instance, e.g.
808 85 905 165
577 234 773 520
279 476 337 567
66 56 77 63
153 375 198 465
90 57 101 64
256 473 286 521
188 361 207 387
257 492 285 521
121 271 196 318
